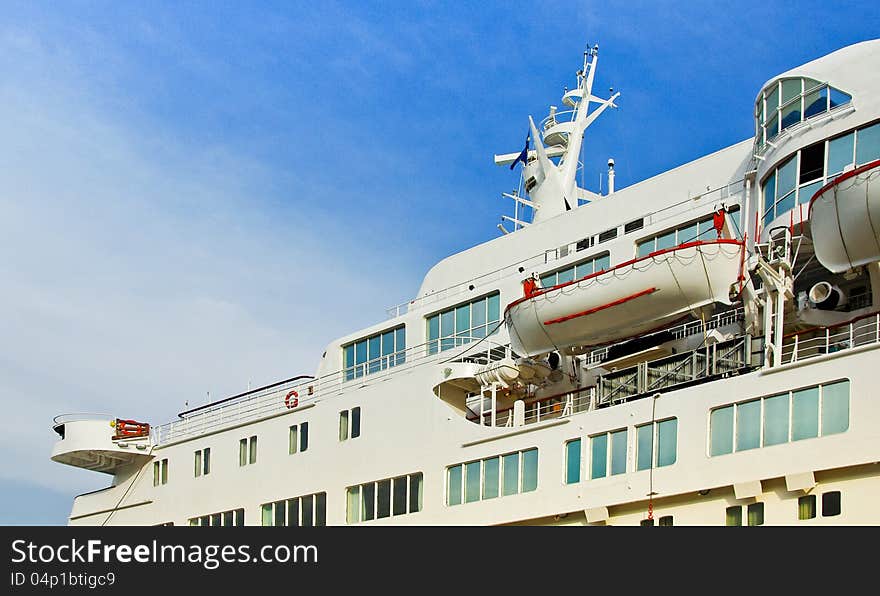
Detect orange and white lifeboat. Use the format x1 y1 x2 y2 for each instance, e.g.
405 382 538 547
505 239 745 357
809 159 880 273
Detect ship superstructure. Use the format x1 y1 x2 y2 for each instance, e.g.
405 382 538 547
51 40 880 526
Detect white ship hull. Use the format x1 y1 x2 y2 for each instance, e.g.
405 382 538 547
810 160 880 273
505 240 744 356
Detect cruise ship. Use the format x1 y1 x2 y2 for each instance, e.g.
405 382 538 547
50 39 880 526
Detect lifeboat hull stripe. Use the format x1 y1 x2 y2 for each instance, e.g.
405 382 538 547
808 158 880 216
543 287 658 325
504 238 744 313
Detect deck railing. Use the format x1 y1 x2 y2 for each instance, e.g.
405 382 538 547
151 335 512 445
780 312 880 366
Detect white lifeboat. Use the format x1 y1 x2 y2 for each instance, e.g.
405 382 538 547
809 159 880 273
505 239 745 357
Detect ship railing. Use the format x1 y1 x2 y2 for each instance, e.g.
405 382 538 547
780 312 880 366
469 387 594 427
152 335 513 445
583 306 746 366
385 181 746 320
597 335 753 405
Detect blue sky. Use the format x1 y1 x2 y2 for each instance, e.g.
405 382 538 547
1 1 877 524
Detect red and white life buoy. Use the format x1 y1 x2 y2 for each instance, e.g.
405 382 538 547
284 390 299 409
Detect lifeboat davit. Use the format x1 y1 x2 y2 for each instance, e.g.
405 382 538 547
505 239 745 357
809 159 880 273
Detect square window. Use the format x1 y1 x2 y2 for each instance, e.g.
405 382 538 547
822 491 841 517
798 495 816 520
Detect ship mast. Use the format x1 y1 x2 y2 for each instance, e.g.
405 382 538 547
495 44 620 225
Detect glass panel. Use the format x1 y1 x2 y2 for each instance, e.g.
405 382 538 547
354 340 367 367
856 122 880 165
792 386 819 441
392 476 407 516
575 262 592 279
301 494 314 526
791 493 810 521
610 430 627 475
347 487 360 524
483 457 500 498
766 84 779 111
315 493 326 526
710 406 734 456
565 440 581 484
803 86 827 119
656 231 676 251
381 330 395 357
465 461 481 503
736 400 761 451
656 419 677 467
471 298 486 328
800 142 825 184
678 223 698 245
557 267 575 284
160 460 168 484
223 511 234 527
827 132 855 176
765 112 779 140
447 465 462 506
455 304 470 336
249 436 257 464
235 508 245 526
781 79 801 104
300 422 308 452
361 483 375 521
521 449 538 492
351 407 361 438
261 503 273 526
637 241 653 258
409 473 423 513
725 506 742 526
747 503 764 526
288 498 300 527
540 273 556 288
762 172 776 224
803 78 822 92
763 393 789 446
821 380 849 435
289 426 298 454
274 500 286 526
487 294 500 325
153 462 159 486
440 310 455 351
590 434 608 479
776 191 795 218
502 452 519 496
427 316 439 354
368 336 381 373
798 180 822 205
203 448 210 475
344 344 354 380
659 516 673 527
781 100 801 131
595 254 610 271
239 439 247 466
776 156 797 198
828 87 851 109
395 327 406 365
636 424 653 471
194 451 202 477
376 479 391 518
338 411 349 441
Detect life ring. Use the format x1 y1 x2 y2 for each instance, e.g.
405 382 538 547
284 390 299 409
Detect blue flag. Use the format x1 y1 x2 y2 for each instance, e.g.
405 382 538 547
510 134 530 169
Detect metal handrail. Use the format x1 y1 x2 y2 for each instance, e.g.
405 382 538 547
52 413 114 426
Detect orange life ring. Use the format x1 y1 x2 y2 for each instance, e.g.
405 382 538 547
284 390 299 409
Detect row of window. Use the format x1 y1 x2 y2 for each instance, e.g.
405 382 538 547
755 77 852 146
346 473 424 523
636 209 741 258
157 410 359 487
426 293 501 354
189 508 245 527
566 419 678 484
343 326 406 381
762 122 880 227
540 253 610 289
709 380 849 456
725 491 841 526
446 448 538 506
261 492 327 527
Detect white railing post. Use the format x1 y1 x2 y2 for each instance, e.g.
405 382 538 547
792 334 798 363
825 328 830 354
